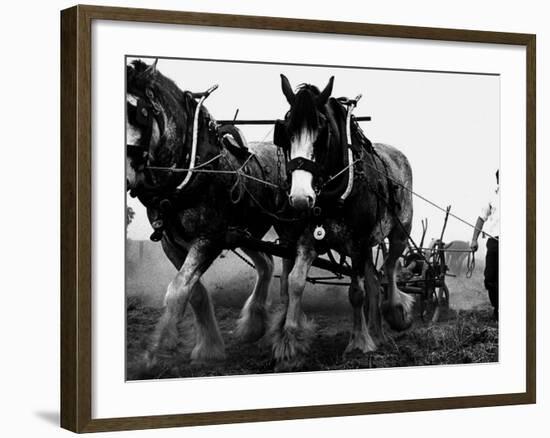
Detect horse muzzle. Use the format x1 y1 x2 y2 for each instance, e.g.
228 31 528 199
288 167 317 211
289 193 316 211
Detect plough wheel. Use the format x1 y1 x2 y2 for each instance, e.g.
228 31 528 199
422 283 450 323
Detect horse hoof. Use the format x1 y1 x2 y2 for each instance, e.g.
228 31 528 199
131 350 166 379
382 301 413 331
270 318 315 360
344 332 377 355
142 350 159 369
370 329 388 347
274 356 306 372
236 324 266 344
235 304 267 343
190 343 226 364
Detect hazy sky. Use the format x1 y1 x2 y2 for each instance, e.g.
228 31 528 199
127 56 499 244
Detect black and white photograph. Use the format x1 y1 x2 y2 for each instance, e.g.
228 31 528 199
125 56 500 380
1 0 544 435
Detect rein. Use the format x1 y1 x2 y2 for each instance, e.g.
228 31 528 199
146 151 279 189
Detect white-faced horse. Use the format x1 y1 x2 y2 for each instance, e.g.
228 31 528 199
270 75 415 369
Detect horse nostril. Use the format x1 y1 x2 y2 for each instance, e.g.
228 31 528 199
306 195 315 208
289 195 312 211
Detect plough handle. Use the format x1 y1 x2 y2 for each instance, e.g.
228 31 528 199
439 206 451 242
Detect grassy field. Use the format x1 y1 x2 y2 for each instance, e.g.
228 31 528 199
126 261 498 380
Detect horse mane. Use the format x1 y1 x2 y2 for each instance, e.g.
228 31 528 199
127 60 216 171
127 60 194 119
287 84 321 133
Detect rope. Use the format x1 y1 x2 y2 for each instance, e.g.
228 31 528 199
228 153 256 204
361 159 496 240
146 152 224 173
321 158 363 187
146 142 296 222
146 152 279 188
239 182 301 223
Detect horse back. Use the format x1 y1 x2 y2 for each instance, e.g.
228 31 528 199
371 143 413 194
354 142 413 245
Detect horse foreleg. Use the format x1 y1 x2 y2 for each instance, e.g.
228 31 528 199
160 238 225 364
382 231 415 331
279 258 294 308
235 249 274 343
270 241 316 371
146 238 222 367
364 255 387 345
345 273 377 355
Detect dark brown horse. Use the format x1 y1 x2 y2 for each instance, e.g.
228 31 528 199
271 74 415 369
126 60 286 368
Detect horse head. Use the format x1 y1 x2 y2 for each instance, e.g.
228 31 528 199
275 75 344 210
126 59 202 192
274 75 352 210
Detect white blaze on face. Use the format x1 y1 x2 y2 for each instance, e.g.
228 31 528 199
289 127 318 209
126 93 141 190
126 156 138 189
126 94 141 146
126 119 141 146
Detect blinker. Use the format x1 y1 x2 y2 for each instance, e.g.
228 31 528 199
136 99 152 126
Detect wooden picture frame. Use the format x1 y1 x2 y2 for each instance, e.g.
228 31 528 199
61 4 536 433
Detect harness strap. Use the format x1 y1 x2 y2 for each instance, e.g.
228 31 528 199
286 156 322 176
340 95 361 202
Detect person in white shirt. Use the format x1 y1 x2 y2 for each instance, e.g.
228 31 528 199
470 170 499 320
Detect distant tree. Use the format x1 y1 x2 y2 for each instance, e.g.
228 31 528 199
126 206 135 229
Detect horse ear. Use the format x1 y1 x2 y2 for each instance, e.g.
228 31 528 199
317 76 334 107
144 58 158 76
280 74 295 105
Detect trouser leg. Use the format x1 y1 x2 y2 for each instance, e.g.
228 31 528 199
484 238 499 315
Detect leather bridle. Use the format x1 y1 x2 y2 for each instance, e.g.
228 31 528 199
273 116 328 193
126 90 165 170
273 96 361 205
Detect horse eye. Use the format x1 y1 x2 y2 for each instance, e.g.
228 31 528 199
141 107 148 117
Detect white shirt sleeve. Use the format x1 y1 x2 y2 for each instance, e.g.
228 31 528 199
479 187 500 238
480 202 492 222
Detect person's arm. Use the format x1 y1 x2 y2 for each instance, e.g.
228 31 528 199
470 217 485 252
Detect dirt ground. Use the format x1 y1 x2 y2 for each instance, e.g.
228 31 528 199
126 241 498 380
